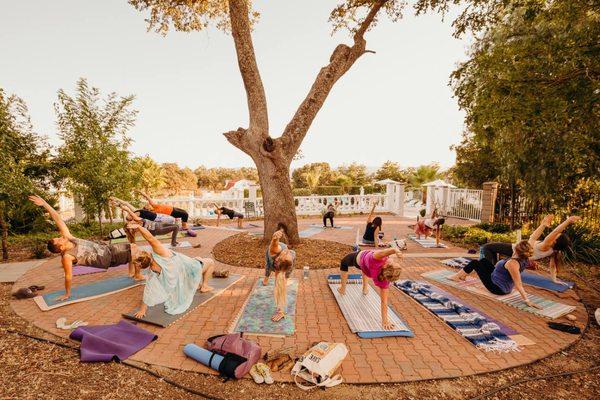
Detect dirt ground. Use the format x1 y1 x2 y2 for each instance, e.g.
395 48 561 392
213 233 353 270
2 262 599 400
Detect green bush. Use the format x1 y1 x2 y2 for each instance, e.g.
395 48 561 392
463 228 491 245
315 186 343 195
348 185 380 195
442 225 470 240
292 188 312 196
474 222 512 233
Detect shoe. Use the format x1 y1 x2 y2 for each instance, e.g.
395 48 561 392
255 363 274 384
249 364 264 384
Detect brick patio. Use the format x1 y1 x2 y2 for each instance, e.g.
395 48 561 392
10 216 587 384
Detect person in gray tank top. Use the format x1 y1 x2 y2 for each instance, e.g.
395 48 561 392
29 195 141 302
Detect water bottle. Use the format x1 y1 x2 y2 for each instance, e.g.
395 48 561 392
303 266 309 280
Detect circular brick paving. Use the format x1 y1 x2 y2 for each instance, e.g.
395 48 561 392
10 216 587 383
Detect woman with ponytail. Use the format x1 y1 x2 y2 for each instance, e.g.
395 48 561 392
264 228 296 322
338 247 404 330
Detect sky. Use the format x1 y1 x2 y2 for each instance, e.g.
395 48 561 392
0 0 470 171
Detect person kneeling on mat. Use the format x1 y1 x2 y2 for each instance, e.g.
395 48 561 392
29 195 141 301
362 201 385 247
128 223 215 318
480 214 580 284
111 199 181 248
263 228 296 322
213 203 244 229
139 191 197 237
338 247 403 330
449 240 543 309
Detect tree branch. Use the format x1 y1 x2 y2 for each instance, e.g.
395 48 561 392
228 0 269 135
280 0 387 159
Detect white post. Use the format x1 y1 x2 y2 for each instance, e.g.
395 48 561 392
395 183 405 216
385 183 394 212
425 185 434 216
441 187 449 215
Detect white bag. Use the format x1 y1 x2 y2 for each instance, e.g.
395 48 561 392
291 342 348 390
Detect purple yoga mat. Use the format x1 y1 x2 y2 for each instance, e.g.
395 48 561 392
72 264 128 276
70 320 157 362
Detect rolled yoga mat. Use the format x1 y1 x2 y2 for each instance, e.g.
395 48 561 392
327 274 413 338
34 276 144 311
421 269 577 319
441 257 575 293
123 274 244 328
184 343 223 371
230 277 298 337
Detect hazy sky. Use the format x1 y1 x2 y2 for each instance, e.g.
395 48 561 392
1 1 470 171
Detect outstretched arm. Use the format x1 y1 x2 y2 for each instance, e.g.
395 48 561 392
528 214 553 244
139 191 157 208
506 260 542 309
380 288 394 330
57 256 73 301
129 223 171 257
367 202 376 223
540 216 581 249
112 200 141 222
28 195 73 239
110 196 137 212
269 229 283 256
373 248 402 260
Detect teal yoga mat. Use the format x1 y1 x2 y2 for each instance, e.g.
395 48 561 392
231 277 298 337
34 276 144 311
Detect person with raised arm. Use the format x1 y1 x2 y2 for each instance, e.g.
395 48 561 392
362 201 384 247
338 247 404 330
28 195 140 301
128 222 215 318
212 203 245 229
139 191 197 237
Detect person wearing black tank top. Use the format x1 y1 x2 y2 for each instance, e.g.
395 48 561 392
362 202 384 247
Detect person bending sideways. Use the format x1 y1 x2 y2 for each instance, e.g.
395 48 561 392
414 209 445 241
28 195 141 301
139 191 197 237
263 229 296 322
449 240 543 309
111 199 181 248
111 196 177 224
323 202 337 228
363 202 385 247
128 223 215 318
480 214 581 284
338 247 404 330
213 203 244 229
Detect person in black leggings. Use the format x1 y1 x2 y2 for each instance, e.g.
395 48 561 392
480 242 514 265
323 203 336 227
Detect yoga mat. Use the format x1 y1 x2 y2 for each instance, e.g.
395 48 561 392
299 227 324 238
441 258 575 293
111 231 187 244
309 224 353 230
70 320 157 362
230 277 298 337
327 274 413 338
72 263 128 277
184 344 223 370
422 269 576 319
123 274 244 328
34 276 144 311
138 241 192 252
408 234 447 248
394 280 519 352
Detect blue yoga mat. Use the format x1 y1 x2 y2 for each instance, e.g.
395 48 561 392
521 271 574 293
34 276 144 311
299 227 324 238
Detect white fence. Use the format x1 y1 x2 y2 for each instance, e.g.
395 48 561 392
426 186 483 221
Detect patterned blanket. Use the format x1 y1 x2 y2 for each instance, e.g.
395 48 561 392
394 279 520 352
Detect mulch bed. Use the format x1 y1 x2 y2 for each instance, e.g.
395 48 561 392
213 233 352 270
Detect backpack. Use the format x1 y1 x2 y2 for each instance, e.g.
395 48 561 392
205 333 261 379
291 342 348 390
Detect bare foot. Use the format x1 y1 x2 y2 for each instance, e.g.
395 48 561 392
199 285 214 293
262 276 270 286
133 274 146 281
271 309 285 322
337 287 346 295
448 273 465 282
363 286 369 295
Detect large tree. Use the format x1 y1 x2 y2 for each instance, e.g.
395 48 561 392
128 0 500 243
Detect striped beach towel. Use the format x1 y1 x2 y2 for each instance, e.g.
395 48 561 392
422 269 576 319
394 280 519 352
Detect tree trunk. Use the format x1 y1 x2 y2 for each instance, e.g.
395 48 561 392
256 159 300 244
0 206 8 261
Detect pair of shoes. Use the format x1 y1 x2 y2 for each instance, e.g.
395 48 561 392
249 363 274 384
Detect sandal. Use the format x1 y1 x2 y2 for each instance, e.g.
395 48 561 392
249 364 264 384
212 270 229 278
255 363 274 384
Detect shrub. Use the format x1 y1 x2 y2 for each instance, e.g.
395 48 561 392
442 225 470 240
315 186 343 195
463 228 491 245
474 222 512 233
292 188 312 196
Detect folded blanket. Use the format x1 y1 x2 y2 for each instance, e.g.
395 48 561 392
70 320 157 362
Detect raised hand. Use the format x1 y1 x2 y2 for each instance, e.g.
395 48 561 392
541 214 554 227
567 216 581 224
28 195 47 207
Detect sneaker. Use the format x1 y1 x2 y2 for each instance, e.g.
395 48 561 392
255 363 274 384
249 364 264 384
